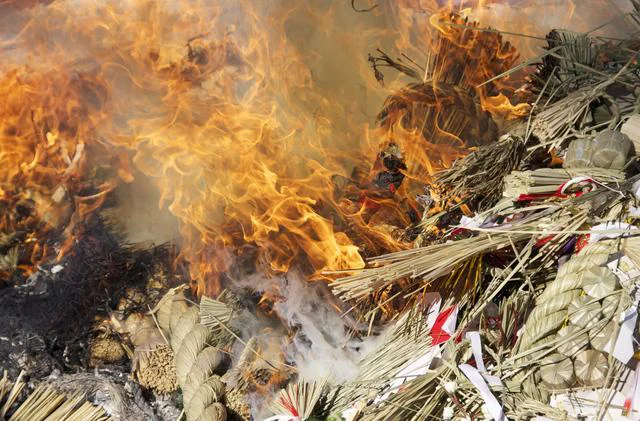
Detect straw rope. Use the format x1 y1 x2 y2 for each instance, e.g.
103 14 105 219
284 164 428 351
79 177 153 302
516 240 624 390
153 288 228 421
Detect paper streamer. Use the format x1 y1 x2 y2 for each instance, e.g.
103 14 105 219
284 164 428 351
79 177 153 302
373 297 443 404
263 416 299 421
589 222 637 244
459 364 506 421
467 331 486 372
431 304 458 346
613 306 638 364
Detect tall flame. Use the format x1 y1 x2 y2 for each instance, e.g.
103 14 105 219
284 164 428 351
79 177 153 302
0 0 530 293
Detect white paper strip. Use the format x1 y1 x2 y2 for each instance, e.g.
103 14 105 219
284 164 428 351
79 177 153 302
372 296 443 404
589 222 637 243
466 331 486 372
459 364 505 421
613 307 638 364
631 365 640 413
427 296 443 331
263 416 299 421
441 304 458 336
374 345 441 404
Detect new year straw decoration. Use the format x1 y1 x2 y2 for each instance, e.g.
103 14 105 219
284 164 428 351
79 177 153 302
269 379 327 420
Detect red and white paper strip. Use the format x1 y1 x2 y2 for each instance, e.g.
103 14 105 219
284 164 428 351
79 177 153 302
430 304 459 346
372 296 445 404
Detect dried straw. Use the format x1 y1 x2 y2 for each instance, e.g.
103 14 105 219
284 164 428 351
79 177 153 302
269 379 327 420
6 384 109 421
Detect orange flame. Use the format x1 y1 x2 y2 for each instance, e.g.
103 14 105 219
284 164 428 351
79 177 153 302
0 0 529 292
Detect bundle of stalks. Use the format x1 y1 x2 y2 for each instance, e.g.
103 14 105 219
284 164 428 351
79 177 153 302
269 379 327 420
331 233 527 301
376 81 498 148
370 12 519 92
152 287 230 421
531 84 616 148
331 307 434 408
502 167 624 198
436 134 527 209
530 29 596 95
551 30 596 77
356 364 451 421
118 313 178 395
371 11 523 163
0 371 25 419
8 387 110 421
1 372 109 421
224 337 258 392
332 200 589 302
200 294 236 347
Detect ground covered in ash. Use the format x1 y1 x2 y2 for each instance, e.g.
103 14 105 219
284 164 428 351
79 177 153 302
0 217 183 419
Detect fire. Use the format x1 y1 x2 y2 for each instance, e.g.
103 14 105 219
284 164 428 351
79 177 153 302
0 68 123 277
0 0 529 294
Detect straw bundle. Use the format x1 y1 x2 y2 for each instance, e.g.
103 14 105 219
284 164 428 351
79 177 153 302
153 288 228 421
551 30 596 77
589 321 616 353
539 353 575 390
269 380 326 420
332 308 434 407
200 296 233 329
377 82 499 147
574 350 608 387
199 295 236 347
555 325 589 356
0 371 25 419
357 364 451 421
515 237 625 394
1 372 109 421
331 232 527 301
124 313 178 394
436 134 526 208
568 296 602 328
531 85 614 148
502 167 624 198
10 387 110 421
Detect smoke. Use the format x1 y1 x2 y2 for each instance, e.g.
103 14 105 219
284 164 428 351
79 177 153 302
274 274 384 383
468 0 638 57
103 173 181 247
232 270 385 384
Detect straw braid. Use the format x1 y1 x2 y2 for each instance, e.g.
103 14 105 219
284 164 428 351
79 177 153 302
155 289 227 421
517 240 623 389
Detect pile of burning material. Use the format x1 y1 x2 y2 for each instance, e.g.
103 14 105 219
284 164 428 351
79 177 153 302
285 5 640 421
5 1 640 421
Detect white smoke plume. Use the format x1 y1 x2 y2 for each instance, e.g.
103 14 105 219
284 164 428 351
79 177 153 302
231 270 385 384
